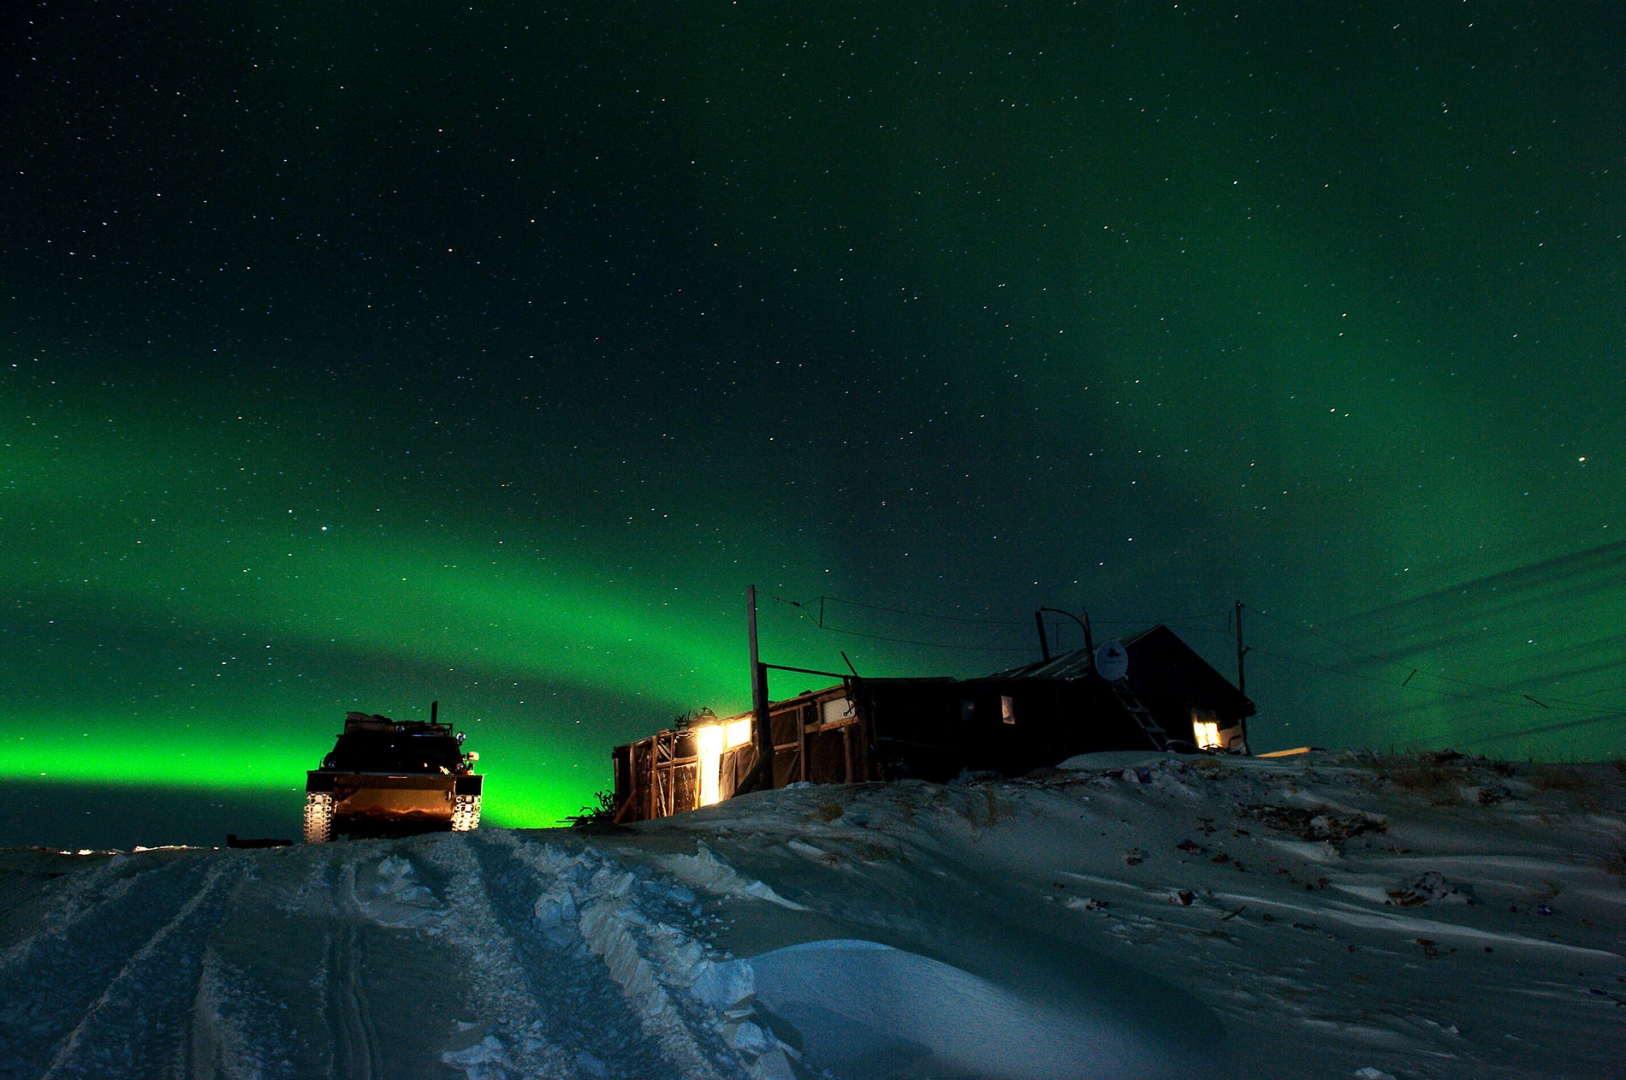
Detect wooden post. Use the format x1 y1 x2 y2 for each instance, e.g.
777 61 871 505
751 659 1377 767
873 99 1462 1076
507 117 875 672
1234 600 1248 698
652 735 662 818
747 586 773 791
663 733 674 816
798 704 809 782
646 739 656 820
1235 599 1252 753
625 748 638 823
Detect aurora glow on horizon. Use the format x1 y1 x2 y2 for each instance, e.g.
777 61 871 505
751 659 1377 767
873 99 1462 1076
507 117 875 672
3 3 1624 845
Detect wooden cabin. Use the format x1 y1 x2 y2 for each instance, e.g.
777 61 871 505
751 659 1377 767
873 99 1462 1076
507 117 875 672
611 684 865 823
610 624 1252 822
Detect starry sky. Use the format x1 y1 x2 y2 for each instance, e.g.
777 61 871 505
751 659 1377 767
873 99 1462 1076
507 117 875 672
3 2 1624 846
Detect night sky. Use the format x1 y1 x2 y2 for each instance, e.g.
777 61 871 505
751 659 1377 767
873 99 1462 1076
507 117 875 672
4 3 1624 846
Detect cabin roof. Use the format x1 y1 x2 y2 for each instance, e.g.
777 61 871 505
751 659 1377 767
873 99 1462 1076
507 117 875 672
984 623 1168 680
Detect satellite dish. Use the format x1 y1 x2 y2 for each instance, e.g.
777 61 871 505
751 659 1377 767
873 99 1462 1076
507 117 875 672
1094 640 1129 682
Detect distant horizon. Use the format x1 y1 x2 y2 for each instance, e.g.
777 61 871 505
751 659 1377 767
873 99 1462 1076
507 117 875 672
6 741 1616 853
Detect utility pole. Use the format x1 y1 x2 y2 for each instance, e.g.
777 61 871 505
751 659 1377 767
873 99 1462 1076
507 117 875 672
1033 611 1051 661
1235 599 1252 753
1234 599 1249 697
746 586 773 791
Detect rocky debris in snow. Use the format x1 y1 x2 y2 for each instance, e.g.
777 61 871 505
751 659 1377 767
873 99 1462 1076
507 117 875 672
1241 803 1386 843
1384 870 1472 907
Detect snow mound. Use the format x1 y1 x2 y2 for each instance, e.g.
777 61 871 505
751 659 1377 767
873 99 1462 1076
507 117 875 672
348 852 447 929
748 938 1218 1080
656 841 807 910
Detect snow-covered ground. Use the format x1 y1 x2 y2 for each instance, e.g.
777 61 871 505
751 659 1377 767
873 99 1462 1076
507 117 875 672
2 750 1624 1079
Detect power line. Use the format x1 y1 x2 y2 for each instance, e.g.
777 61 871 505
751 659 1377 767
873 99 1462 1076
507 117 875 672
813 593 1231 630
1166 623 1233 640
1473 710 1626 744
1244 645 1563 710
804 623 1034 654
1246 639 1626 724
1243 603 1616 714
771 594 1034 653
787 593 1234 656
814 594 1031 627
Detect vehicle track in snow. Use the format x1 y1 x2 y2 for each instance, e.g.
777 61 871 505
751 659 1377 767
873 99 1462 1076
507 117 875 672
23 854 246 1080
414 834 579 1079
0 857 126 967
466 831 694 1080
323 923 383 1080
0 854 237 1080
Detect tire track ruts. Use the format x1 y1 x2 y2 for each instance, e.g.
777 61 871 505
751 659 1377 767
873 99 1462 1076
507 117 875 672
39 854 248 1080
465 832 683 1080
325 923 382 1080
476 832 746 1080
414 835 577 1079
0 855 228 1080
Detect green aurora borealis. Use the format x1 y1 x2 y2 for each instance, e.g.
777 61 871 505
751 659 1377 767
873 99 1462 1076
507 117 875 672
3 3 1624 844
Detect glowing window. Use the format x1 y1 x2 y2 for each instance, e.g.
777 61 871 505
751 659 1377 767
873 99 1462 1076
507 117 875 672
821 695 855 724
1001 695 1016 725
696 724 724 806
724 717 754 749
1193 719 1221 750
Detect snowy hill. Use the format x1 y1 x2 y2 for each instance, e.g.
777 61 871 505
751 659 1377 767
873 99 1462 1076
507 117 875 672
3 751 1624 1079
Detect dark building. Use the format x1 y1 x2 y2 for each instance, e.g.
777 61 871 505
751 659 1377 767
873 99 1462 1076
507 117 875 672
610 625 1251 822
861 624 1254 783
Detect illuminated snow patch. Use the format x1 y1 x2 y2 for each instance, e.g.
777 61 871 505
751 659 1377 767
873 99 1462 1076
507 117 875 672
747 939 1220 1080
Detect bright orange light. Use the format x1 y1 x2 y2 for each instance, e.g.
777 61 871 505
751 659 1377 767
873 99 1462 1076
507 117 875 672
697 724 724 806
1193 719 1222 750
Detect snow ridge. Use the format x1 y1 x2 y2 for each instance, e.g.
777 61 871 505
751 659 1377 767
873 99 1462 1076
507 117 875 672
416 834 577 1080
493 832 752 1079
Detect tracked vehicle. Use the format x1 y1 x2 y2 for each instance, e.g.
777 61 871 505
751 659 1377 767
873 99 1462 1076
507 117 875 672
303 703 482 842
